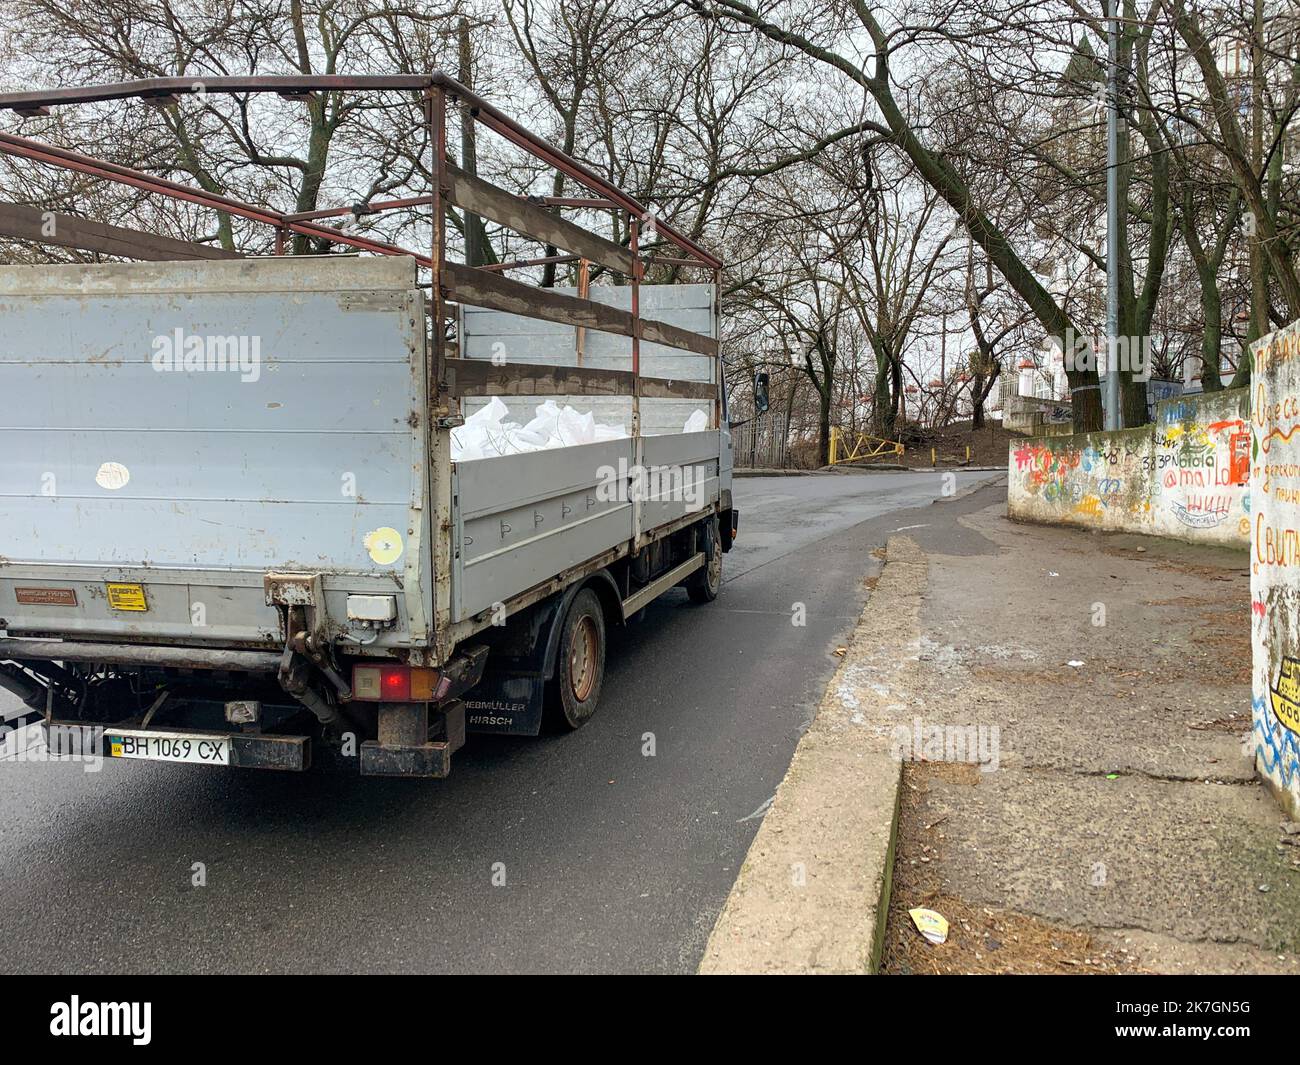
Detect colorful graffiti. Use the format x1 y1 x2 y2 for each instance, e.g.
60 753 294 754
1251 317 1300 818
1007 388 1250 545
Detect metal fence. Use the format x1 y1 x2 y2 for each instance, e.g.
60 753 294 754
731 414 789 468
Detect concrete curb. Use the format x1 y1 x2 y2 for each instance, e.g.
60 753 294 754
735 465 1007 477
828 464 1008 474
950 473 1007 502
732 468 829 477
698 537 927 974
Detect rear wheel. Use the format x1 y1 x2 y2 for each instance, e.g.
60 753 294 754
544 588 607 730
687 515 722 603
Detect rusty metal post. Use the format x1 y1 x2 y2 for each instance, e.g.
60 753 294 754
629 215 643 547
274 227 285 255
575 257 590 366
427 84 454 665
713 265 723 432
629 217 641 410
428 86 448 395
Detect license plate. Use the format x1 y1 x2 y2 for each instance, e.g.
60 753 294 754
108 730 230 765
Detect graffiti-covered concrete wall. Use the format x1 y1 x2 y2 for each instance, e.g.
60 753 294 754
1251 319 1300 818
1007 387 1252 548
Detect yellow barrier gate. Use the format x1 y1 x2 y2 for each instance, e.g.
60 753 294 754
828 427 905 465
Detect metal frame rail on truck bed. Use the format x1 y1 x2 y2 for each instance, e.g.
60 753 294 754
0 74 738 777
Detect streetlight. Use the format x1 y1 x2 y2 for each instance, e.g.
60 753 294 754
1105 0 1123 431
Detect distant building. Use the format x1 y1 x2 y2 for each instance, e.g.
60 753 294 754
999 368 1071 434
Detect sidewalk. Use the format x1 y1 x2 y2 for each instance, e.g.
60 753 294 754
701 481 1299 974
880 495 1299 974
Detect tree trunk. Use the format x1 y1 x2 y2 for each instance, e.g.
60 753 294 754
889 355 903 432
972 363 998 429
459 17 491 267
1120 367 1149 427
1199 263 1224 392
818 394 832 468
873 357 895 438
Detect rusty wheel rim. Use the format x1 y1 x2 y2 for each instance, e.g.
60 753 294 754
569 614 598 702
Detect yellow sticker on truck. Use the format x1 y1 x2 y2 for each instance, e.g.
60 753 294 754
105 583 148 611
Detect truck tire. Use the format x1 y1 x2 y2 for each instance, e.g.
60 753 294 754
687 515 722 604
544 588 607 731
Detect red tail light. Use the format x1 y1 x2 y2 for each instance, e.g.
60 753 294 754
351 664 447 702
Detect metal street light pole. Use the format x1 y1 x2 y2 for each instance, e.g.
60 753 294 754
1105 0 1123 431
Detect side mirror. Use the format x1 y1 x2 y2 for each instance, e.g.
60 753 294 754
754 371 770 415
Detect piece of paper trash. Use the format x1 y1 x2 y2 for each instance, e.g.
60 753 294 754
909 907 949 945
1067 660 1085 668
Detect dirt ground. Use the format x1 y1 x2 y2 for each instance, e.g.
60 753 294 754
882 762 1139 975
903 419 1018 469
877 492 1300 975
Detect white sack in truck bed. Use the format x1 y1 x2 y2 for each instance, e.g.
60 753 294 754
451 397 710 461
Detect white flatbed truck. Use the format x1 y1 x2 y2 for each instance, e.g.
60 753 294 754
0 74 737 777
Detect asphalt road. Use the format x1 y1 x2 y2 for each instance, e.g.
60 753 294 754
0 469 1000 974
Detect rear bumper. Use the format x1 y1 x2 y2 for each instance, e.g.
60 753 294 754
359 739 452 777
44 698 468 778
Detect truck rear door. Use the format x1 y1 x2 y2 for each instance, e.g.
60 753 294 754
0 256 432 653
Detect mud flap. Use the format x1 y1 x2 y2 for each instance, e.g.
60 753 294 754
462 674 546 736
721 507 739 551
461 588 573 737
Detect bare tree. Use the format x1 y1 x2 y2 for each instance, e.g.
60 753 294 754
685 0 1108 430
1 0 468 256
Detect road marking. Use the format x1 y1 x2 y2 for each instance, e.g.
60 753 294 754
895 523 929 531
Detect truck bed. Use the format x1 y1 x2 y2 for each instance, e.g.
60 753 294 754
0 256 721 660
450 281 721 623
